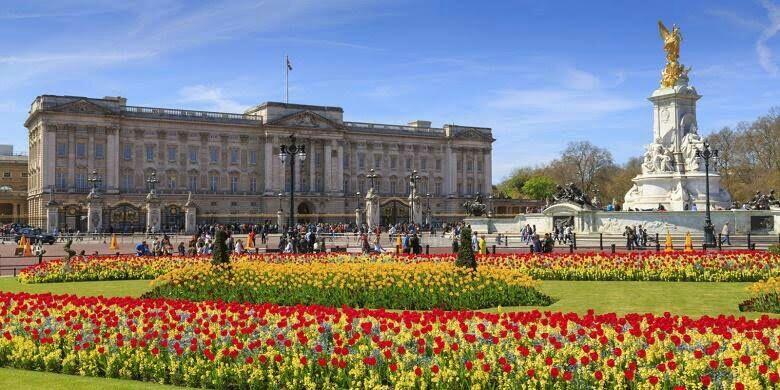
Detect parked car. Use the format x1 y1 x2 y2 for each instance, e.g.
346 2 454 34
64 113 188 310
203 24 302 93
14 228 56 245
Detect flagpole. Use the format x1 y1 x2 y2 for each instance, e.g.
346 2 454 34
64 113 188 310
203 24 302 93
285 55 289 105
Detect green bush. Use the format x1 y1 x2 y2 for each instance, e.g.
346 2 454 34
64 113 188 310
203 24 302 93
455 226 477 270
769 244 780 256
211 230 230 266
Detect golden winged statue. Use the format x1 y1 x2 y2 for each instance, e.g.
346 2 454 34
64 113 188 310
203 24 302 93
658 20 689 88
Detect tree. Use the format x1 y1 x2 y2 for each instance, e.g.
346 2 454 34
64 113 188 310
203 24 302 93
521 176 556 200
211 229 230 266
455 226 477 271
495 167 534 198
559 141 614 194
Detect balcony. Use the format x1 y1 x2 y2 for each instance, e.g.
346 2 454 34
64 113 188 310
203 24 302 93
122 106 262 125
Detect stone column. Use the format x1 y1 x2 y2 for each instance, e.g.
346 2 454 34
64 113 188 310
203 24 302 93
145 192 162 233
46 200 58 234
309 141 316 193
264 137 274 193
446 144 456 197
67 130 75 191
106 127 120 193
43 128 56 190
86 191 103 233
336 143 344 193
324 142 332 192
183 192 197 234
483 150 492 194
87 129 95 175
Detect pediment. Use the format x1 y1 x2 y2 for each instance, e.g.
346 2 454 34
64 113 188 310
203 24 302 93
266 110 343 130
452 128 492 141
48 99 114 115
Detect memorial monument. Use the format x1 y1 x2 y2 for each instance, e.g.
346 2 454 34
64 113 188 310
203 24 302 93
623 21 731 211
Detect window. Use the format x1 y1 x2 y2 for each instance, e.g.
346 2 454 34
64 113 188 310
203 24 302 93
374 154 381 169
315 152 322 168
56 172 67 189
343 154 349 169
2 172 9 178
188 175 198 192
435 159 441 170
390 179 397 194
230 148 239 164
121 175 133 191
466 160 473 171
420 158 427 170
457 183 463 195
167 146 177 162
56 143 68 157
457 159 462 170
249 150 257 165
123 144 133 161
75 173 87 190
209 175 218 192
76 143 86 159
209 146 219 163
358 153 365 170
95 143 105 159
168 176 176 190
188 146 198 163
358 179 365 193
230 176 238 193
390 156 397 169
249 177 257 192
21 172 28 178
477 160 483 172
406 158 412 170
145 145 155 162
435 182 443 195
467 181 474 194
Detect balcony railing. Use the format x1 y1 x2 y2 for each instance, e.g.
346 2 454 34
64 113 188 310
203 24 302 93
344 121 445 135
122 106 262 124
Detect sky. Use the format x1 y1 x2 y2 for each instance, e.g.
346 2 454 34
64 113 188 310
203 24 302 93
1 0 779 184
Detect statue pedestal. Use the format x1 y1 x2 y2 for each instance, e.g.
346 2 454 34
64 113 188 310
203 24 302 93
365 191 380 229
183 192 197 234
46 201 58 234
145 192 161 233
625 172 730 211
277 210 284 229
86 191 103 233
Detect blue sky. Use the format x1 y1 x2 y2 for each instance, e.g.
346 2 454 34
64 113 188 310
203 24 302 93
1 1 779 183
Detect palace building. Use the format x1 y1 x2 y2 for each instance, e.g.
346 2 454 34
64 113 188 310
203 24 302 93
0 145 28 224
25 95 494 232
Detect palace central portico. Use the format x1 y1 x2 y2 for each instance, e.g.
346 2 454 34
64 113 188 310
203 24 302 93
25 95 494 232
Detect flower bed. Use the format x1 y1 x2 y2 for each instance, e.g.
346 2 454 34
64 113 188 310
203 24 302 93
1 291 780 388
740 277 780 313
20 251 780 283
143 262 553 310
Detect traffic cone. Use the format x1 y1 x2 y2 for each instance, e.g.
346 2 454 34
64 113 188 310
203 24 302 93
684 231 693 252
23 237 32 257
664 230 674 252
109 234 118 250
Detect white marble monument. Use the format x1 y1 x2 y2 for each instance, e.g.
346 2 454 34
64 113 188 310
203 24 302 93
365 187 380 229
623 21 731 211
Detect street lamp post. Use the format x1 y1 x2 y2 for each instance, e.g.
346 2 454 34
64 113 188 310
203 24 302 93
278 134 306 229
425 193 432 225
277 193 284 211
366 168 380 190
147 171 159 193
488 194 494 218
695 142 719 246
87 169 102 193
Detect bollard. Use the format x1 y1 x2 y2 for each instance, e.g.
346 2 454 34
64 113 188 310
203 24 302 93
747 233 752 250
599 233 603 251
702 243 707 252
610 244 616 254
492 245 496 254
529 245 534 253
717 234 722 251
505 236 508 247
572 233 577 249
569 244 574 253
425 245 429 255
396 245 400 254
655 233 660 252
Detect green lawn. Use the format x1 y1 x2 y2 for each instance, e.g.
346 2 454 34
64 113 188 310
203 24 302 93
0 367 179 389
0 276 771 387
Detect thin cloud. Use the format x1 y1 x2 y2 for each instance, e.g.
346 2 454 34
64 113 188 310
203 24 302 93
757 0 780 75
706 8 765 31
178 85 247 113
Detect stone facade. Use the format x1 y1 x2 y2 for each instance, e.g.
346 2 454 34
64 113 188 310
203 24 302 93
0 146 28 224
25 95 494 232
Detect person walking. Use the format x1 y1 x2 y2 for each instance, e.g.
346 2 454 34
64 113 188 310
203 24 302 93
478 235 487 254
720 222 731 246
